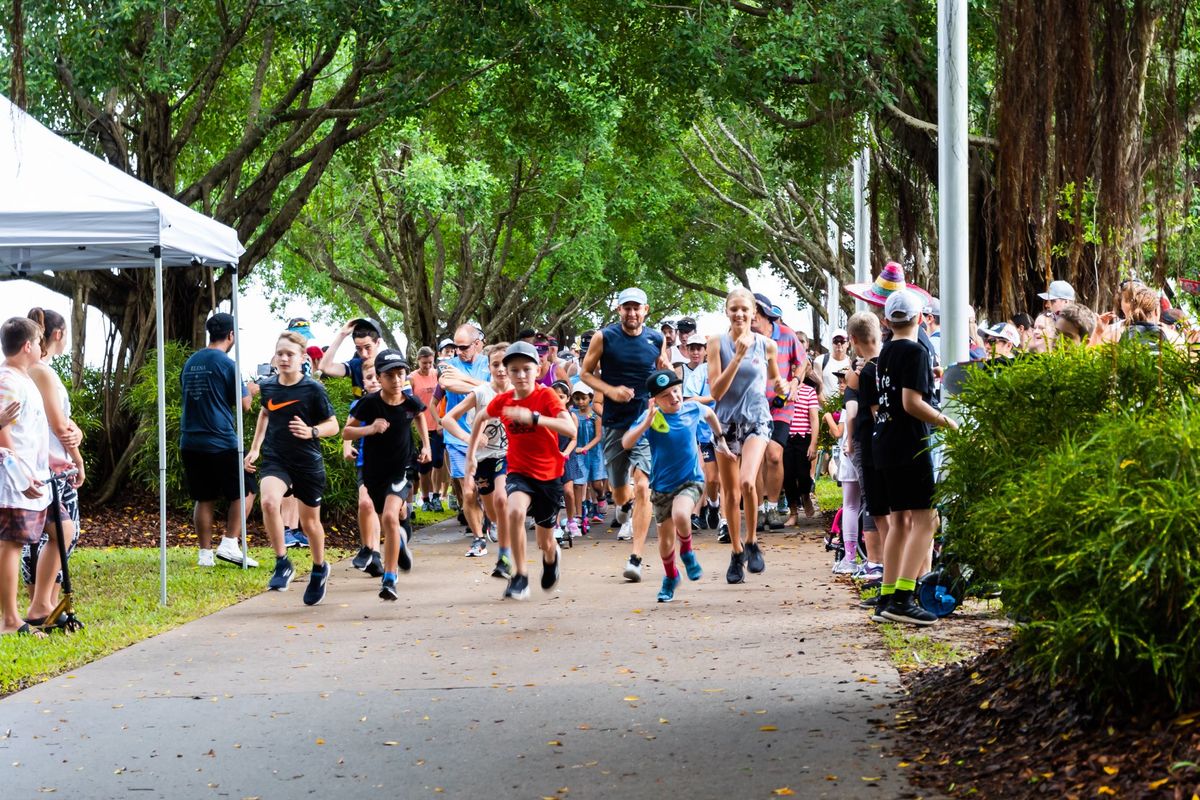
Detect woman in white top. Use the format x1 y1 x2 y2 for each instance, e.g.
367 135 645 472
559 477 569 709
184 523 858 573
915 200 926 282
23 308 85 627
707 288 786 585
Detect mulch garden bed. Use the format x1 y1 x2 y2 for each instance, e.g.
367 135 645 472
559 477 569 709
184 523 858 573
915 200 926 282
889 644 1200 798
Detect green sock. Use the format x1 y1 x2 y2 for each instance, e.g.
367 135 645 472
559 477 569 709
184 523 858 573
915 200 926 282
880 583 896 596
896 577 917 592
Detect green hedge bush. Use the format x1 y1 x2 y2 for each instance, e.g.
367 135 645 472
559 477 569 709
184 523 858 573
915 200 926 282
939 343 1200 710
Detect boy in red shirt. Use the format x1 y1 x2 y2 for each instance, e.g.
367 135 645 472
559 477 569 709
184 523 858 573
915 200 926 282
470 342 577 600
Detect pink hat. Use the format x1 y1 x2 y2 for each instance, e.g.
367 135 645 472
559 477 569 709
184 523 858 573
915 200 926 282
844 261 932 307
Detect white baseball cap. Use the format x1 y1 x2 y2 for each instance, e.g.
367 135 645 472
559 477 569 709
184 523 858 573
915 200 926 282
1037 280 1076 302
570 382 594 396
616 287 648 307
883 289 925 323
979 322 1020 346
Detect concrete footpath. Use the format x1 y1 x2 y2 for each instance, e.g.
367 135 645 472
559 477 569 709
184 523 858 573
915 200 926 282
2 521 918 799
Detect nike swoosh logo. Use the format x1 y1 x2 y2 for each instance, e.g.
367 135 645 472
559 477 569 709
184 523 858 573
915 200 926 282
266 399 301 411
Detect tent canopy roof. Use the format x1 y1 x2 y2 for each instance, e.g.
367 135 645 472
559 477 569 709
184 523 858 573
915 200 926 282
0 93 244 274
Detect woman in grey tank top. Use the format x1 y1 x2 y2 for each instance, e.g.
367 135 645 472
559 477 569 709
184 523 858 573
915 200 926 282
707 288 786 585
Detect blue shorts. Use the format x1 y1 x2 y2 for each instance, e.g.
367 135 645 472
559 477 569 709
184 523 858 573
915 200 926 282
446 443 469 480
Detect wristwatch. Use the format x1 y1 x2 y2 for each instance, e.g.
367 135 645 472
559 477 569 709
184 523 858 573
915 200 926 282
530 412 541 427
311 426 319 440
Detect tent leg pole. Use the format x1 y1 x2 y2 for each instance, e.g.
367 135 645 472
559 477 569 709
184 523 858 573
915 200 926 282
154 249 168 606
230 266 248 569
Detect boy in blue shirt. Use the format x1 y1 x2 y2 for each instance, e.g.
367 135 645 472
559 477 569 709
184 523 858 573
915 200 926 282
622 369 727 602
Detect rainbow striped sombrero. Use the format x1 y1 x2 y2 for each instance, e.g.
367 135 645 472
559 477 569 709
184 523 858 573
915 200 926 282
844 261 932 307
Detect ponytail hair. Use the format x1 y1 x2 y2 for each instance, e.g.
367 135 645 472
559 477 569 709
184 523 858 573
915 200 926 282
27 307 65 354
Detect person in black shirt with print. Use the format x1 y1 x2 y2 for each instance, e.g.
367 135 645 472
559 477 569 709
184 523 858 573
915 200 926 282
870 290 957 627
245 331 339 605
343 350 431 601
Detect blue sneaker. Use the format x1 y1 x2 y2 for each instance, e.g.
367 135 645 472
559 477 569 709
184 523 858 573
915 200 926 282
283 528 300 548
431 497 444 513
292 530 310 548
680 550 702 581
657 574 682 603
268 556 295 591
303 562 328 606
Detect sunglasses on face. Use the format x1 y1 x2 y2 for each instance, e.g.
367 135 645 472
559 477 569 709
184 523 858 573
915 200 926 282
454 343 474 352
535 346 549 355
832 337 847 345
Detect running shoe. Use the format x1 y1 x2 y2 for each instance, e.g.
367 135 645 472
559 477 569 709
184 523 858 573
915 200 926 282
567 517 581 538
492 554 514 579
364 550 384 578
268 556 294 590
484 518 498 542
504 573 530 600
591 510 605 524
881 594 938 627
690 514 701 531
716 520 731 544
623 554 643 582
292 530 310 548
379 576 398 601
420 499 432 512
541 543 561 591
553 524 564 542
351 546 373 571
215 538 257 567
457 510 467 526
398 538 413 572
696 511 709 530
680 550 703 581
862 562 883 580
197 549 215 567
744 541 765 573
766 507 785 530
448 494 460 511
616 501 633 525
870 594 893 623
302 562 328 606
726 551 745 584
657 574 682 603
431 497 444 513
705 504 719 530
283 528 300 548
466 537 487 557
616 519 633 541
832 558 858 575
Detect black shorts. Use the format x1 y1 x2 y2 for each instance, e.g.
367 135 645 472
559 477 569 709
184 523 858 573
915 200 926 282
260 461 325 507
769 420 790 447
416 429 445 474
699 442 716 463
881 459 936 512
474 456 507 496
860 462 891 518
505 472 563 529
181 449 258 502
364 471 414 515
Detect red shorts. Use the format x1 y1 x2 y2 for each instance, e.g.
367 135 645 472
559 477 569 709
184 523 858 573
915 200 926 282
0 506 49 545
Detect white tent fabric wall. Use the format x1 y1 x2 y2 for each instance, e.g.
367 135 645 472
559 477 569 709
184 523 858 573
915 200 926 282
0 92 247 605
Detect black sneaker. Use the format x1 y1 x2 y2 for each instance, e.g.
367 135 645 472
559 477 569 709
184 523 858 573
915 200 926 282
303 563 329 606
351 546 372 571
744 541 765 574
491 553 514 579
504 573 530 600
691 514 701 530
881 592 938 627
364 550 384 578
268 556 294 591
870 593 893 623
541 543 561 591
717 522 731 544
398 537 413 572
726 551 745 584
379 576 398 601
858 594 879 609
706 505 720 530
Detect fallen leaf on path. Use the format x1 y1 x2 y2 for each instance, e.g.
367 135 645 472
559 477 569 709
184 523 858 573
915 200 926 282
759 725 778 732
623 696 639 702
1148 778 1169 790
315 738 325 745
1103 766 1118 775
547 740 563 746
772 789 795 796
382 741 400 746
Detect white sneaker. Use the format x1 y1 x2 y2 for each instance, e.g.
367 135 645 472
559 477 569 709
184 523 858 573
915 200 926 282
215 538 258 568
623 555 643 582
553 524 564 541
197 549 215 567
832 559 858 575
616 519 633 541
616 502 632 525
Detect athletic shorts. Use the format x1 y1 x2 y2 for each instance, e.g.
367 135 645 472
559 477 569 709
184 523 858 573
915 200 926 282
718 419 772 457
181 448 258 502
474 456 507 496
416 429 445 474
881 458 936 512
22 474 80 586
601 425 650 489
769 420 790 448
698 442 716 463
356 466 364 488
446 442 469 480
260 461 325 507
364 472 414 515
651 481 704 524
0 506 48 545
506 472 563 529
856 453 890 518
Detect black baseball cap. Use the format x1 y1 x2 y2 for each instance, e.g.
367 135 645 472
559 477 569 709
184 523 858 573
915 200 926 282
205 312 235 338
676 317 697 333
646 368 683 397
374 349 409 373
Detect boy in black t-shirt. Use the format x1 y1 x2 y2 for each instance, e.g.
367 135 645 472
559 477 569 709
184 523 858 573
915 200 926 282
870 290 957 627
343 350 431 601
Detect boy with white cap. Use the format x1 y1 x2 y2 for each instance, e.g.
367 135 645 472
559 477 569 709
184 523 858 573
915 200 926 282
871 290 958 626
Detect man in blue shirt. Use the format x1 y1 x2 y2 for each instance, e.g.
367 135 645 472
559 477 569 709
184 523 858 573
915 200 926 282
437 323 493 537
180 313 257 568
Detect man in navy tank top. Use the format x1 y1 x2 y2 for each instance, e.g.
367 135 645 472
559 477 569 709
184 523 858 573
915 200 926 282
580 287 669 582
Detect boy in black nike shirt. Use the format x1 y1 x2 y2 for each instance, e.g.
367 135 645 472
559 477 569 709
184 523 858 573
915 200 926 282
245 332 340 605
343 350 431 600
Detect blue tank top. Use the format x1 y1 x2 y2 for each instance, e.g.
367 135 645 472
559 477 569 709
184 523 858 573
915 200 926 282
599 323 664 428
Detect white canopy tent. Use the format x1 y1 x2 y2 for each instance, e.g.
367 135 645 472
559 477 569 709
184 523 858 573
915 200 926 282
0 92 248 604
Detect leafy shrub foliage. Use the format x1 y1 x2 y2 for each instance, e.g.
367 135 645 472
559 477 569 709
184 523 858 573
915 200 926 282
939 343 1200 710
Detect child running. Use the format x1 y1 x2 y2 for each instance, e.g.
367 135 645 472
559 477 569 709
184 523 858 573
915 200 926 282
244 331 339 605
707 288 787 584
469 342 576 600
550 381 579 540
342 350 431 601
621 369 726 602
450 342 514 576
567 383 605 531
347 365 384 577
